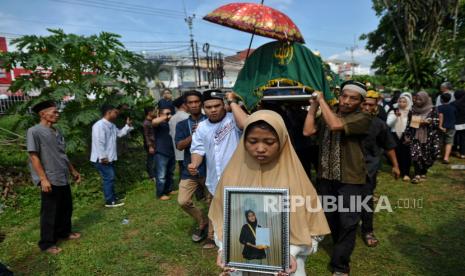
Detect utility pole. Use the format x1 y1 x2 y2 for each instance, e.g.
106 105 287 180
202 43 212 87
347 36 358 77
185 14 197 87
195 42 201 87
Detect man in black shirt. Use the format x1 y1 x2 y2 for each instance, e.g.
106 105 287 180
152 103 176 200
361 91 400 247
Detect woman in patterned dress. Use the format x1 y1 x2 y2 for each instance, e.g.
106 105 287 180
404 92 440 184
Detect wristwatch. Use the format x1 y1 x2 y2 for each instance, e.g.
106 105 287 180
227 99 238 105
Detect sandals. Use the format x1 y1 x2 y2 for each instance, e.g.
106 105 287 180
411 176 421 184
45 246 62 255
202 238 216 249
362 232 379 247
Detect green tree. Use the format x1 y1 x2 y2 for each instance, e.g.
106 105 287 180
0 29 146 153
437 0 465 85
134 59 168 97
361 0 459 90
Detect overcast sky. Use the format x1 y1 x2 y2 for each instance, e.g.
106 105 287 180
0 0 380 67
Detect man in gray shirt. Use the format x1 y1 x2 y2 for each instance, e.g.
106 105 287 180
27 100 81 254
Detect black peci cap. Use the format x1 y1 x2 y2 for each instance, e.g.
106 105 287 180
202 89 224 102
32 100 56 113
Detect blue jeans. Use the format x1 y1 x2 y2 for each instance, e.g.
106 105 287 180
93 162 116 204
154 153 175 197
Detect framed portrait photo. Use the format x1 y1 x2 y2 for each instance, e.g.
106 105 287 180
223 187 290 274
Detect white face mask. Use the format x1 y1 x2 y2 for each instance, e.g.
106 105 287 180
385 97 392 102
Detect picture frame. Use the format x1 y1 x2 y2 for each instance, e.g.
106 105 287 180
223 187 290 274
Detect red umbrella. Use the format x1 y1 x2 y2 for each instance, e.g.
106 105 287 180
203 2 305 43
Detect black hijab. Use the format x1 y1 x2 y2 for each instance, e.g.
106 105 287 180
454 90 465 108
453 90 465 123
245 210 258 229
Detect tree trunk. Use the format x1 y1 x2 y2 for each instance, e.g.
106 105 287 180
382 0 412 67
453 0 460 41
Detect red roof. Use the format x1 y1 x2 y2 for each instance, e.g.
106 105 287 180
225 49 255 63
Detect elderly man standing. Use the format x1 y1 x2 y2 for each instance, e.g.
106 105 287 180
303 80 372 276
436 82 455 107
27 100 81 254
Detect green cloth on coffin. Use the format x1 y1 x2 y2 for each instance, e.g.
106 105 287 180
233 41 334 110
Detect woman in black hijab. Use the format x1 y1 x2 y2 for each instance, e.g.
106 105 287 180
239 210 267 262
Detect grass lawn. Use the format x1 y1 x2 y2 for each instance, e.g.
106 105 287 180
1 113 464 275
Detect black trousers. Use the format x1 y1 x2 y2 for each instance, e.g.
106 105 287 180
361 173 377 234
454 130 465 155
414 163 428 176
296 145 319 179
296 149 312 179
146 152 156 179
316 179 364 274
39 185 73 251
393 134 411 177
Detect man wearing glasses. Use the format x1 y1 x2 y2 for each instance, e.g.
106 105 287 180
152 102 176 200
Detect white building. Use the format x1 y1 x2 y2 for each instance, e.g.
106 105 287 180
325 59 373 78
143 53 243 93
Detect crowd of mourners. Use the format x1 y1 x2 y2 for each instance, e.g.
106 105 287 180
21 80 465 275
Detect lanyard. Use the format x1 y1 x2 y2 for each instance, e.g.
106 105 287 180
188 116 205 135
247 224 256 238
188 119 193 135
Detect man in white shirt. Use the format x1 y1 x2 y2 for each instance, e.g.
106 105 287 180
91 104 133 207
188 90 248 196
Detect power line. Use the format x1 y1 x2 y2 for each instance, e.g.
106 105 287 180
51 0 185 19
138 49 192 55
0 32 24 38
52 0 184 16
207 44 242 53
123 41 189 44
89 0 185 15
125 43 190 47
125 45 190 51
0 16 184 35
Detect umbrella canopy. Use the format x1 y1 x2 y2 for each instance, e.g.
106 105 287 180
203 2 305 43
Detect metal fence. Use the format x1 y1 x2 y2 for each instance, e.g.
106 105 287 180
0 95 31 115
